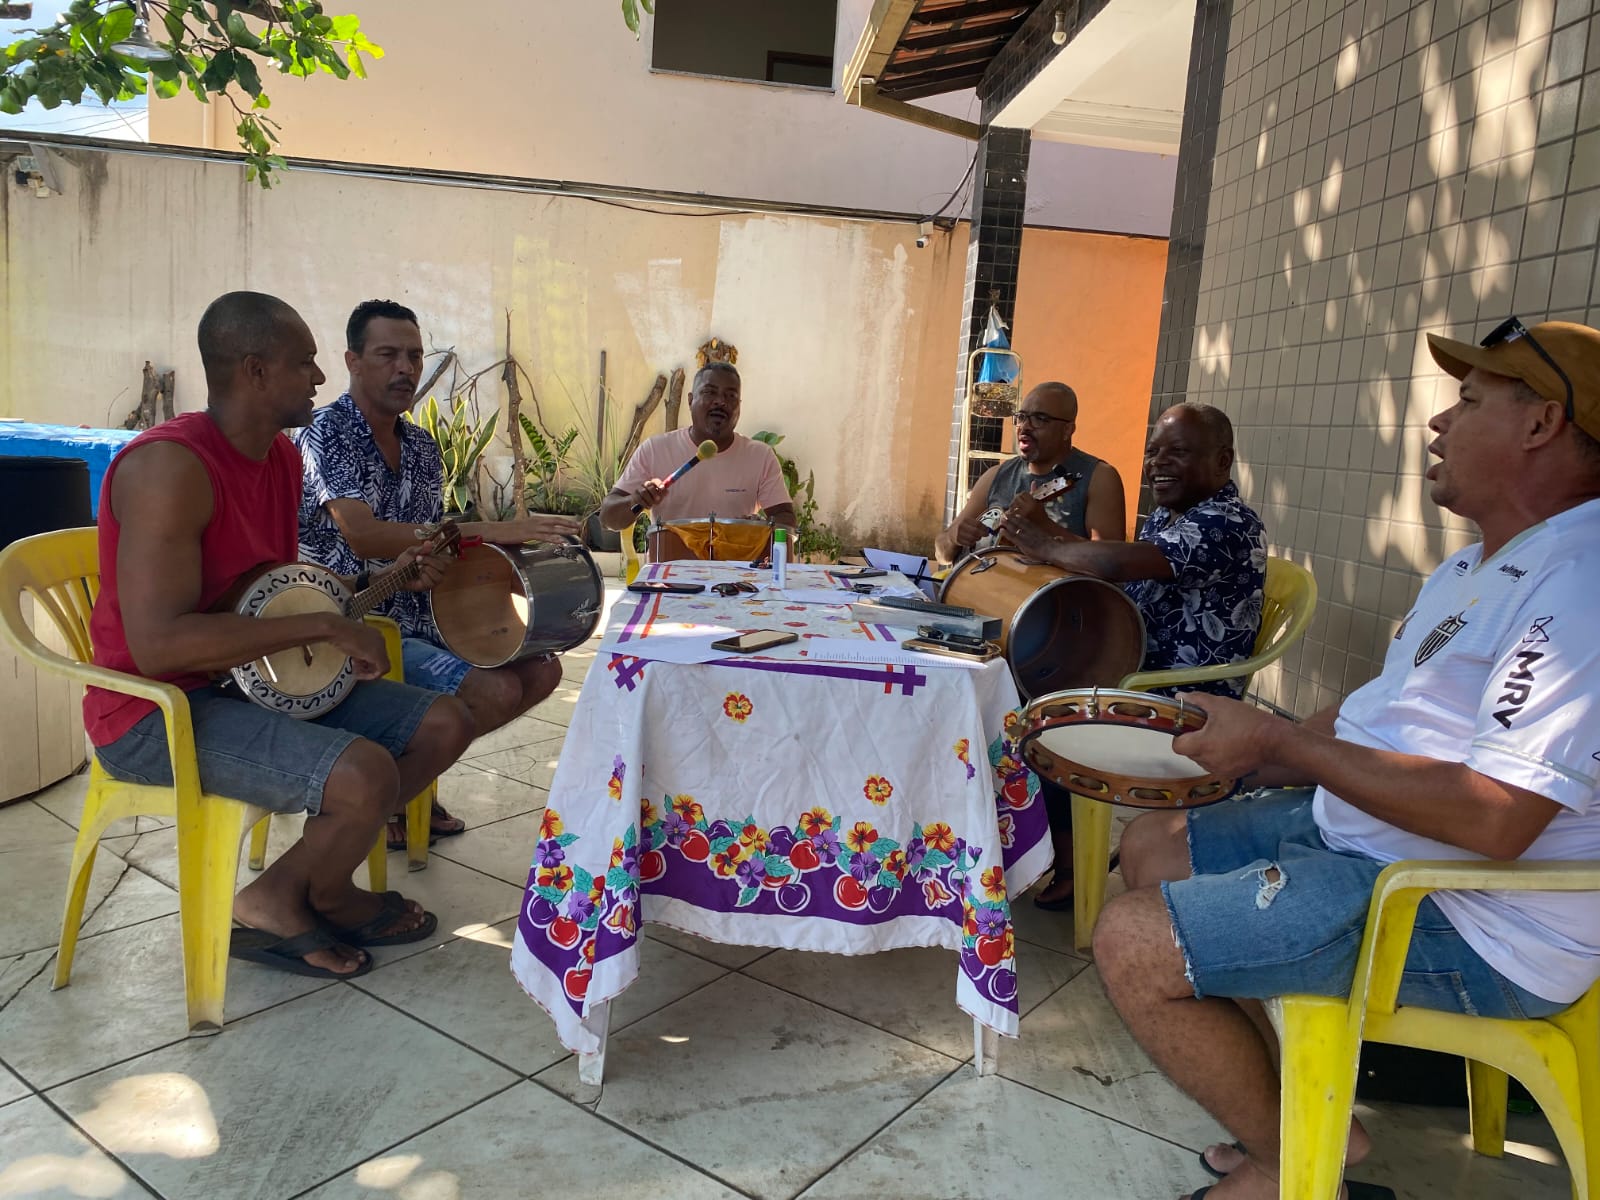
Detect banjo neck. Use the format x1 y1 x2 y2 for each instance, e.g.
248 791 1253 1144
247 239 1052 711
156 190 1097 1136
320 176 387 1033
348 521 462 620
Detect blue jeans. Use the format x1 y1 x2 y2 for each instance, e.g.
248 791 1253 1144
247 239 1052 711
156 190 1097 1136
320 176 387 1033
94 679 440 816
1160 789 1567 1020
400 638 475 694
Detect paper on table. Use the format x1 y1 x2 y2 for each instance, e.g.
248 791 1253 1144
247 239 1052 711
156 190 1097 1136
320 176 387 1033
596 628 736 665
797 638 993 670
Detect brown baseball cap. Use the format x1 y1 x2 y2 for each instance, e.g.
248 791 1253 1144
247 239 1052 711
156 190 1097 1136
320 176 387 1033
1427 320 1600 440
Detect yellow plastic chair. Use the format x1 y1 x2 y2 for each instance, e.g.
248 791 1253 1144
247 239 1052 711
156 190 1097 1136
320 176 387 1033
1070 555 1318 948
0 528 410 1034
1273 860 1600 1199
246 616 434 878
621 516 646 585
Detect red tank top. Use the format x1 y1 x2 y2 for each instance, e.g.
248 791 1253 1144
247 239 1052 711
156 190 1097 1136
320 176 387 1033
85 411 303 746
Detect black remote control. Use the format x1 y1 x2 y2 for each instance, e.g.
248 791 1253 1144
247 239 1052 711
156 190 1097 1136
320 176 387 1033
875 594 977 618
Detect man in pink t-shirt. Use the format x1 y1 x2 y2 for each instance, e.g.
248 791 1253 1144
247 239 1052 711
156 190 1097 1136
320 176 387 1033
600 362 796 533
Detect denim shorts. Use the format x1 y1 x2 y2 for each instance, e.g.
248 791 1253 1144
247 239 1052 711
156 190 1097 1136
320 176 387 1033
401 638 475 694
94 679 441 816
1160 788 1567 1020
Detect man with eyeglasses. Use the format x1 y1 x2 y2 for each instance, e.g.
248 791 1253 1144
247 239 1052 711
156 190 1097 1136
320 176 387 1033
1090 320 1600 1200
934 381 1126 565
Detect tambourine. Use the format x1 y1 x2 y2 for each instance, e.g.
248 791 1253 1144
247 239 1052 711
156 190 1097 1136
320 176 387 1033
1004 687 1237 809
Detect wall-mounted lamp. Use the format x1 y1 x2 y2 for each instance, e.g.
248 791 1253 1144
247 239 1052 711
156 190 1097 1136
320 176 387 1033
1051 9 1068 45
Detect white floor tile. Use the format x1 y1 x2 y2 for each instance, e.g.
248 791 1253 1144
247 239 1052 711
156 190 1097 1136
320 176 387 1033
1000 965 1229 1151
1 840 177 958
428 810 542 887
535 973 959 1200
744 940 1088 1061
354 919 725 1076
462 736 567 790
48 986 518 1200
0 1063 28 1109
0 913 334 1090
432 763 545 830
0 1095 135 1199
798 1072 1201 1200
302 1080 742 1199
0 800 78 849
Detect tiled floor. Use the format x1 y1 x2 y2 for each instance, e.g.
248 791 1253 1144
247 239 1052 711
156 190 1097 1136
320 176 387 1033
0 605 1578 1199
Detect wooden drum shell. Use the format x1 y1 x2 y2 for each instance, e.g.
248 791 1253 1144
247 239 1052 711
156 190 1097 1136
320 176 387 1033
939 548 1145 700
430 541 604 668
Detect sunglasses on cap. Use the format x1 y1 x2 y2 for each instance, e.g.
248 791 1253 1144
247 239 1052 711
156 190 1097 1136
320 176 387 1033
1481 316 1576 423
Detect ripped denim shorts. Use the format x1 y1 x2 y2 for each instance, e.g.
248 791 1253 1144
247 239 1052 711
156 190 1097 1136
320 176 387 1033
1159 788 1566 1020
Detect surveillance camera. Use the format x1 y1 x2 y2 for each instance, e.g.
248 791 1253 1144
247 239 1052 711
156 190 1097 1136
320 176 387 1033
1051 10 1068 44
915 220 933 249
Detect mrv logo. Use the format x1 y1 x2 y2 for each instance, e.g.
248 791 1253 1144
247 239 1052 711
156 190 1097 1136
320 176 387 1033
1493 650 1543 729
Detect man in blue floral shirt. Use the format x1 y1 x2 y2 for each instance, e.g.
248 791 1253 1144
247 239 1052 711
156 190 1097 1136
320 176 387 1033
1004 402 1265 696
1002 402 1266 908
295 300 581 847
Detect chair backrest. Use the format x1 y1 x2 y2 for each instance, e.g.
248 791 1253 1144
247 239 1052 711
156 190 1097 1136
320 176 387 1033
1253 556 1317 664
0 527 102 669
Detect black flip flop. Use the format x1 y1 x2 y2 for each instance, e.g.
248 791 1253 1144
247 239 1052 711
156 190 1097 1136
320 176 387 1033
1190 1181 1395 1199
1198 1141 1245 1180
228 925 372 980
1032 850 1122 912
329 890 439 948
386 804 466 851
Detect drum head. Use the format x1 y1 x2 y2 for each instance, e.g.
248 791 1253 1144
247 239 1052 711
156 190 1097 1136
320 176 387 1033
1013 688 1234 809
1031 722 1205 781
1009 577 1145 698
431 545 530 666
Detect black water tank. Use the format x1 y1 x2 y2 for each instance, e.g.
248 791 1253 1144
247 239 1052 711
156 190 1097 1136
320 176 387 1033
0 456 93 551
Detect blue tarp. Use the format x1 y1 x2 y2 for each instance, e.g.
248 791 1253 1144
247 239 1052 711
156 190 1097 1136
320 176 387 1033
0 422 138 515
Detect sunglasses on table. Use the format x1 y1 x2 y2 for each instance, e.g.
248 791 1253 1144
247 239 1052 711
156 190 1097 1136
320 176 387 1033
1481 316 1575 422
712 581 759 597
1012 411 1072 428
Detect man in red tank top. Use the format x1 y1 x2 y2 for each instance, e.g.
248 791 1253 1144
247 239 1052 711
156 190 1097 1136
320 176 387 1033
89 291 475 980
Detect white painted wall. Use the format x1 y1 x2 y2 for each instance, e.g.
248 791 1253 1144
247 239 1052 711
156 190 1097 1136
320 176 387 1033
145 0 1177 236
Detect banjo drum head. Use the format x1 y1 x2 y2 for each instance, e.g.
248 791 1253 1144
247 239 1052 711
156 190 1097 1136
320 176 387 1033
1014 689 1235 809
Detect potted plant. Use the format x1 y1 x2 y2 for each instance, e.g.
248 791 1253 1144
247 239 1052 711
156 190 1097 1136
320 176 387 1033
751 431 844 563
414 395 499 518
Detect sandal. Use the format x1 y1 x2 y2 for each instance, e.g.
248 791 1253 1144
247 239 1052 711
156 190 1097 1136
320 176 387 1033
386 801 467 851
1032 850 1121 912
228 925 371 980
1198 1141 1246 1180
327 890 438 947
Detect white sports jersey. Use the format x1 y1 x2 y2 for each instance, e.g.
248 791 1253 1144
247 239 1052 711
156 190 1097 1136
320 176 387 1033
1316 497 1600 1004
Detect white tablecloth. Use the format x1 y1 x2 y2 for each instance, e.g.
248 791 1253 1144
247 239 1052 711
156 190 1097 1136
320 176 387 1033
510 563 1051 1053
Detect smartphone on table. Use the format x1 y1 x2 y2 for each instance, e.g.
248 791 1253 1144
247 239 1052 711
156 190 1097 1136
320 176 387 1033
712 629 800 654
627 581 706 595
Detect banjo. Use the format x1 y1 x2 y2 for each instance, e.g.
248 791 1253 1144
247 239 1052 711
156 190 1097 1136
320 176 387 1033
221 522 460 719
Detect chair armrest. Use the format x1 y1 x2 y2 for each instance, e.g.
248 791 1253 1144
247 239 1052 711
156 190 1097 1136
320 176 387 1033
1121 662 1253 691
27 651 202 800
362 615 407 684
1355 859 1600 1018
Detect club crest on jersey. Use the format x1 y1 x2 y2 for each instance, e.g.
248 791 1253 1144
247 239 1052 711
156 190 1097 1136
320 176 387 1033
1415 611 1469 666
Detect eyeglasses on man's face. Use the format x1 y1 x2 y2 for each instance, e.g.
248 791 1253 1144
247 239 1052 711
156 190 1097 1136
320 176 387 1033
1012 410 1072 429
1481 316 1575 422
712 581 758 597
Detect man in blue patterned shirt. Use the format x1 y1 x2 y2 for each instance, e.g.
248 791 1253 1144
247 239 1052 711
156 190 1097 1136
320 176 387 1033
1002 403 1266 909
295 300 581 847
1003 402 1265 696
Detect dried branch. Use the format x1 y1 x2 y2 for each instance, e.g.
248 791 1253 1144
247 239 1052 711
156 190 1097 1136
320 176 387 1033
664 367 686 431
500 313 528 520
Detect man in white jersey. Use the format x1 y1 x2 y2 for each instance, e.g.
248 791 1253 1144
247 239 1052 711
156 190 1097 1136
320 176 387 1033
1089 319 1600 1200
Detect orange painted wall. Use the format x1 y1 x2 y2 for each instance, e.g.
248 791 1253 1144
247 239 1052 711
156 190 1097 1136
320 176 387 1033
1010 228 1170 534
